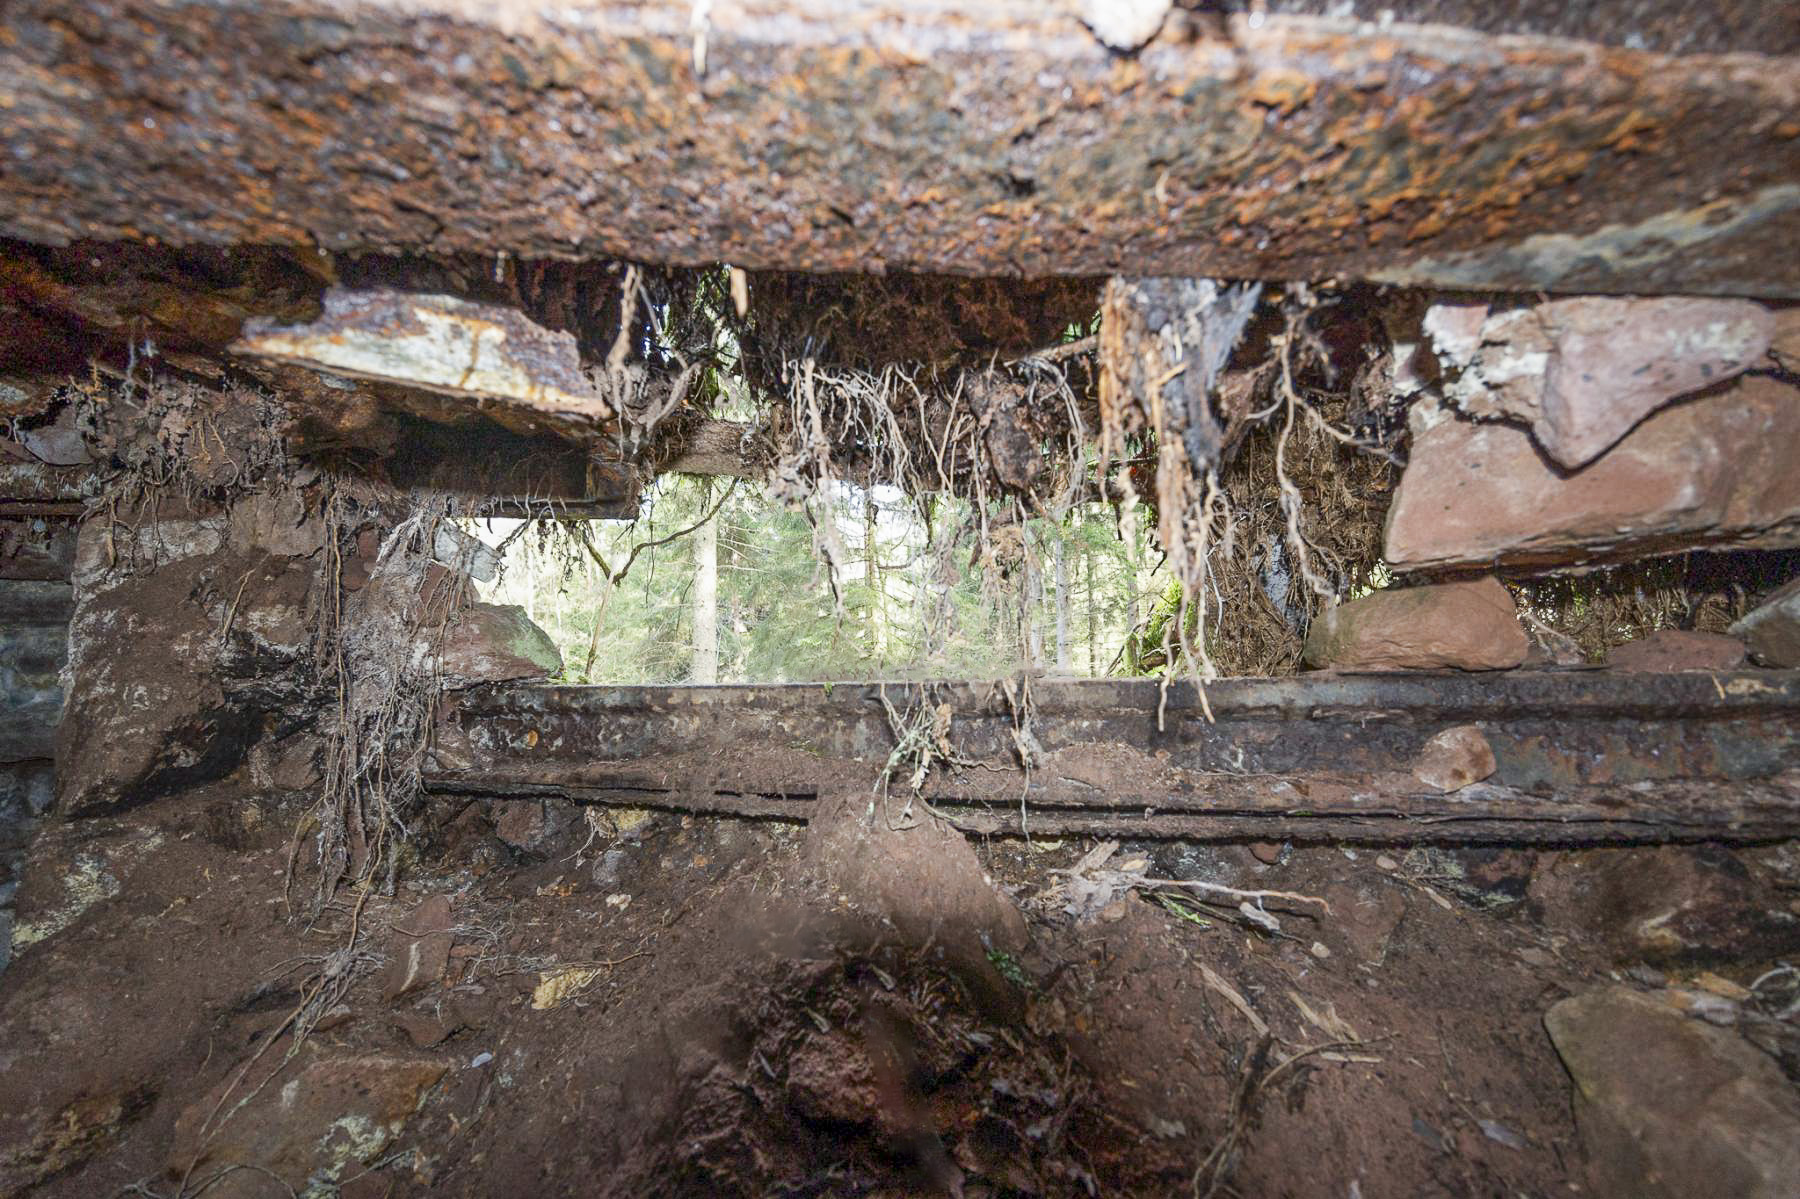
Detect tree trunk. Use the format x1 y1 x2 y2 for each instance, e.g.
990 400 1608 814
1025 546 1044 670
692 488 719 684
1053 524 1071 673
1121 503 1142 636
1084 517 1098 675
863 488 886 664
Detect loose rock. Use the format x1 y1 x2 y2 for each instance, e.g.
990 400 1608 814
1386 375 1800 573
169 1054 447 1197
1730 575 1800 666
1545 986 1800 1199
1427 296 1774 468
438 602 563 687
1411 725 1497 792
494 799 549 852
381 893 454 1002
1605 629 1747 672
1302 576 1527 671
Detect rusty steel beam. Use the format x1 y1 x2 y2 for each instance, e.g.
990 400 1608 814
3 3 1799 295
428 671 1800 844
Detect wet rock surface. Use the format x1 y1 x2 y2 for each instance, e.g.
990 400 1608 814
1546 986 1800 1199
1386 375 1800 572
1302 576 1528 671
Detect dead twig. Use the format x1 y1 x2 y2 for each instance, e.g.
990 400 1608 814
1138 877 1332 916
1191 1035 1381 1199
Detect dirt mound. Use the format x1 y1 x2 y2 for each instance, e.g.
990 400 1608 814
599 795 1178 1196
8 785 1797 1199
608 935 1169 1198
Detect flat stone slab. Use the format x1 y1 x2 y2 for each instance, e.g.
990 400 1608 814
1385 375 1800 573
1546 986 1800 1199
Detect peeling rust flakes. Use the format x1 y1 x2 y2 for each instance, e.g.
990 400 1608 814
1 5 1798 293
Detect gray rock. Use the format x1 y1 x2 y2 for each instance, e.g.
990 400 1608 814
1546 986 1800 1199
592 848 628 889
0 584 68 763
1731 576 1800 667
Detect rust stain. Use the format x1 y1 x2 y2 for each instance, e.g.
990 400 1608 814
0 5 1797 293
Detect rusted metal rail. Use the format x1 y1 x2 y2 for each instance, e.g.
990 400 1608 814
4 2 1799 295
429 671 1800 844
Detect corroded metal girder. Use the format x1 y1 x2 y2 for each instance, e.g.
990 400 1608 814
429 671 1800 844
4 3 1799 295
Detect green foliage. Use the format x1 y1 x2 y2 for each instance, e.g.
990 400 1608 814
475 478 1168 685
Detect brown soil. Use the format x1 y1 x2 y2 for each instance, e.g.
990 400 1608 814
3 784 1798 1198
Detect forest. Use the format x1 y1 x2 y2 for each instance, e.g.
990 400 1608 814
472 478 1168 684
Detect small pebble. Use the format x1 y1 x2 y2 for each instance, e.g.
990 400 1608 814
468 1051 494 1069
1310 941 1331 959
1691 971 1751 1001
1248 841 1284 865
1376 855 1398 871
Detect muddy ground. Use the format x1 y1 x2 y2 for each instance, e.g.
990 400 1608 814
2 781 1799 1198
